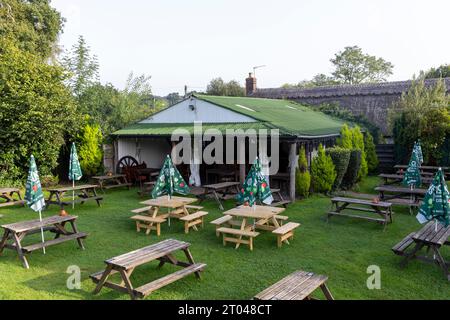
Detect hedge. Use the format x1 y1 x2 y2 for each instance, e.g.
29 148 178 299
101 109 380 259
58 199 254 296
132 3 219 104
326 147 351 190
342 149 362 189
296 146 311 197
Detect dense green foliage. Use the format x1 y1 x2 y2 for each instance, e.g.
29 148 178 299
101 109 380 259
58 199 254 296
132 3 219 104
295 146 311 197
337 124 353 149
390 79 450 164
0 0 64 60
342 149 362 189
364 133 379 174
78 124 103 176
352 126 368 179
0 39 79 180
423 64 450 79
206 78 245 96
311 145 336 194
326 147 351 190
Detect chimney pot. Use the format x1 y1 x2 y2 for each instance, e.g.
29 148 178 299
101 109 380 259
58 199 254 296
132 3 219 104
245 73 257 96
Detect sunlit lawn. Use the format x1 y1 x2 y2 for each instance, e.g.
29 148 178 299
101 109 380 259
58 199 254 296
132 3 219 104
0 177 448 300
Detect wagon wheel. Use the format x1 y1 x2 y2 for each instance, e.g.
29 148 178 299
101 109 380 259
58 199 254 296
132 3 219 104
116 156 139 174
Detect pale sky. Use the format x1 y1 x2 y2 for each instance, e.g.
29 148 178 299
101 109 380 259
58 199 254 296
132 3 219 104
52 0 450 96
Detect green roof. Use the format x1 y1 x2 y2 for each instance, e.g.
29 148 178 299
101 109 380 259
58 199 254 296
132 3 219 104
112 95 345 138
113 122 270 137
195 95 344 137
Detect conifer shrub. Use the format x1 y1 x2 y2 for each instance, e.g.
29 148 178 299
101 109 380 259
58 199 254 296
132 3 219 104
295 146 311 197
326 147 351 190
311 144 337 194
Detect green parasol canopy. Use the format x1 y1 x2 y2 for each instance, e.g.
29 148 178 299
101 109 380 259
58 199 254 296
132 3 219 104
25 155 45 212
402 147 422 188
151 155 190 198
68 143 83 181
416 169 450 227
237 157 273 207
414 140 424 165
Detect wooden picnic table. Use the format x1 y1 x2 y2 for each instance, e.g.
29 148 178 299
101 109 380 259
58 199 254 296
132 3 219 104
379 173 434 185
198 181 241 210
140 196 198 218
205 168 237 184
328 197 393 230
92 174 131 191
0 215 87 269
254 270 334 300
0 188 25 208
375 185 427 211
46 184 103 209
393 221 449 281
395 165 450 178
90 239 206 300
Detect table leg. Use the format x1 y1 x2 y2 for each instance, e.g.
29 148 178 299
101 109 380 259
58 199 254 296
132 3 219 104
0 229 10 255
431 246 449 280
93 264 113 295
182 205 198 231
235 218 247 250
400 241 424 268
183 248 201 279
12 232 29 269
69 220 85 250
119 269 136 300
320 283 335 300
213 190 224 211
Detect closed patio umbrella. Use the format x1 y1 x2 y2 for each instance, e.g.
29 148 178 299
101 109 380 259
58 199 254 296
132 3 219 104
24 155 46 254
416 168 450 228
237 157 273 207
69 143 83 209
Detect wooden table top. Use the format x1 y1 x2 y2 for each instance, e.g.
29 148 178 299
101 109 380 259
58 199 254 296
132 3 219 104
331 197 392 208
140 196 197 208
254 271 328 300
203 181 240 190
92 174 125 180
375 186 427 195
225 205 284 219
413 221 450 246
379 173 434 183
47 185 99 192
0 188 20 194
105 239 190 269
1 215 77 233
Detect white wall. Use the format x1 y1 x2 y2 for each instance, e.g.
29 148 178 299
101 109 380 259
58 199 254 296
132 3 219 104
118 138 171 168
140 98 256 124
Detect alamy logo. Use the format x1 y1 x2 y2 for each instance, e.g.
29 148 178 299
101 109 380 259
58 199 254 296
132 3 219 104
366 265 381 290
66 265 81 290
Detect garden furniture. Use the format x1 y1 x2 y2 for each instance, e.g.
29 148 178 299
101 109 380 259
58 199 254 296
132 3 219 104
46 184 103 209
0 215 87 269
394 165 449 179
272 222 301 248
180 211 209 234
393 221 449 281
0 188 25 208
270 188 290 208
379 173 433 185
197 181 240 210
91 174 131 191
205 167 237 184
254 270 334 300
328 197 393 230
375 185 427 212
90 239 206 300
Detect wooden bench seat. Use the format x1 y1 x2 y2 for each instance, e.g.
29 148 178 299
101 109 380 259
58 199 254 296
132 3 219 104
392 232 416 256
131 207 153 214
273 222 300 248
103 183 132 190
22 232 88 253
0 200 25 208
131 215 167 236
134 263 206 299
185 205 204 211
271 200 290 208
217 227 260 251
328 211 386 223
180 211 209 234
210 215 233 236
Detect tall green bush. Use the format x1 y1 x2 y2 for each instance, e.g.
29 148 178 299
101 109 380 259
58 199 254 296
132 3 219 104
342 149 362 189
326 147 351 190
352 126 368 179
337 124 353 149
79 124 103 176
311 145 336 194
295 146 311 197
364 133 379 174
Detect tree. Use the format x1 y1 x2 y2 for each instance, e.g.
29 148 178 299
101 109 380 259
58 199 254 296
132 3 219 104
295 146 311 197
331 46 393 84
0 39 79 180
364 133 379 174
165 92 183 106
423 64 450 79
352 126 368 179
0 0 64 60
311 144 336 194
78 124 103 176
62 35 99 97
206 78 245 96
337 124 353 149
390 79 450 164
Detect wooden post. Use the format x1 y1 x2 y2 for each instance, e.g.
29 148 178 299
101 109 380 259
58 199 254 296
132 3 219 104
239 140 246 183
289 142 297 202
113 139 119 174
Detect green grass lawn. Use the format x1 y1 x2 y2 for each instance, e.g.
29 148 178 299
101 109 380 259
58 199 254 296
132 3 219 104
0 177 448 300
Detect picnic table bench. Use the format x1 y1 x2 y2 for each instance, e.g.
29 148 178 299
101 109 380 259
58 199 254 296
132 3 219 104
269 189 290 208
393 221 449 281
198 181 241 210
92 174 131 191
46 184 103 209
90 239 206 300
0 188 25 208
379 173 433 185
328 197 393 230
395 165 449 178
375 185 427 212
254 270 334 300
0 215 87 269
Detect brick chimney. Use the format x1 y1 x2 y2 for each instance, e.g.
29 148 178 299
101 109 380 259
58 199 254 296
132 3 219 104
245 73 257 96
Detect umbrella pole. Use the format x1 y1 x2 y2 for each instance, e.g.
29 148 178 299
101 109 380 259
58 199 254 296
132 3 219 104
39 210 46 254
72 180 75 209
